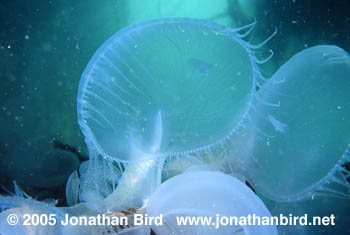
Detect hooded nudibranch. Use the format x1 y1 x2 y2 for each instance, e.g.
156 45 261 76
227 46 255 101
77 18 275 211
244 45 350 202
146 168 278 235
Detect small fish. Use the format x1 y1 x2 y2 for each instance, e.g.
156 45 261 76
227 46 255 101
187 57 213 74
268 114 288 133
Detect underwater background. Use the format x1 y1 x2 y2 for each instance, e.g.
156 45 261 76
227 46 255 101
0 0 350 234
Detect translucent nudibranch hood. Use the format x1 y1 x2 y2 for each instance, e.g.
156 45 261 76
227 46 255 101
77 17 272 163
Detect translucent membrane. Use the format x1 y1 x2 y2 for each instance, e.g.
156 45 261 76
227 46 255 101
77 18 267 163
246 45 350 201
65 170 79 206
77 17 276 212
147 169 277 235
76 159 121 211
